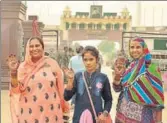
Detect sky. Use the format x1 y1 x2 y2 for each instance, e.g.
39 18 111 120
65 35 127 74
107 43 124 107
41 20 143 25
26 1 167 27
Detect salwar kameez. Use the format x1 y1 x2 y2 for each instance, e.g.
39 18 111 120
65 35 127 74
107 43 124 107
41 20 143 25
10 57 65 123
64 71 113 123
114 92 159 123
113 37 164 123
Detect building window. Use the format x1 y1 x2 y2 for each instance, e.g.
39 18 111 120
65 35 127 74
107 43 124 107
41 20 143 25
88 23 93 29
71 23 77 29
156 55 161 59
79 23 85 30
66 22 70 30
123 23 127 30
114 23 120 30
161 55 166 59
152 55 156 59
97 23 102 30
106 23 111 30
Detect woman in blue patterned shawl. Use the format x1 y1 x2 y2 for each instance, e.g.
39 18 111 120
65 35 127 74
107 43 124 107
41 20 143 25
113 37 164 123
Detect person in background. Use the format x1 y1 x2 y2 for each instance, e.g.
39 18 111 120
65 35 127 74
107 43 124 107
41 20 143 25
68 46 86 108
68 47 75 58
61 46 70 68
68 46 85 73
97 53 103 72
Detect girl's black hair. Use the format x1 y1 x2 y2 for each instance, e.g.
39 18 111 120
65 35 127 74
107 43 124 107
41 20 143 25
29 36 44 49
82 46 99 61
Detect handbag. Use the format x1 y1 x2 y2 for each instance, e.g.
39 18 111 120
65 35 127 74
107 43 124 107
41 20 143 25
82 72 112 123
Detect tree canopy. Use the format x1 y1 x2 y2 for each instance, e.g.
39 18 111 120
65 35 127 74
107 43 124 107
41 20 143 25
97 40 118 65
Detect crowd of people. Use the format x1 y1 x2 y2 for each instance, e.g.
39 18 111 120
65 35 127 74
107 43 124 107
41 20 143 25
7 36 165 123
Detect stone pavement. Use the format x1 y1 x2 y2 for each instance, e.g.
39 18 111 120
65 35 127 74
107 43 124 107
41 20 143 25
1 66 167 123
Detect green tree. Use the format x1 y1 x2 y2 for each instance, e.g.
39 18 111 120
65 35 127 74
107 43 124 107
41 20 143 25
97 40 117 65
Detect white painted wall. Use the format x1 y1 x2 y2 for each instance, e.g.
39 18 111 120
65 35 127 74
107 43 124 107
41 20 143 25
145 39 154 50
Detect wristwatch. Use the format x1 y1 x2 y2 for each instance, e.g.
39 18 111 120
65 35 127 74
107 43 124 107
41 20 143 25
103 110 109 117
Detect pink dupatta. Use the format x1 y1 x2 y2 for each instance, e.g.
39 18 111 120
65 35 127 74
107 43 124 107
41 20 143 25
10 38 69 123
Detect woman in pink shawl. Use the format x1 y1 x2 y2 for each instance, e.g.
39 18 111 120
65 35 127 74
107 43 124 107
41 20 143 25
6 37 69 123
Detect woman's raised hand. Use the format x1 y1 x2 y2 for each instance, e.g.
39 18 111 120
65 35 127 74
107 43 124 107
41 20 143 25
62 67 75 90
113 58 126 84
6 54 20 71
62 67 74 80
114 64 126 76
114 58 126 76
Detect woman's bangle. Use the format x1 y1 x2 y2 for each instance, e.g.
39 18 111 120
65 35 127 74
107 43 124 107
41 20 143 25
66 84 73 90
11 76 19 88
114 74 122 81
68 77 74 80
11 70 17 73
11 83 18 88
10 70 17 77
113 82 121 86
113 77 121 84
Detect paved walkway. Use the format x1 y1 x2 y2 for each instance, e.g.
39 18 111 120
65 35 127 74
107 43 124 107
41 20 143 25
1 66 167 123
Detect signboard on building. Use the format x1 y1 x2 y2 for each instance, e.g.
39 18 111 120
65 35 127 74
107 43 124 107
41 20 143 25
90 5 102 18
154 39 167 50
